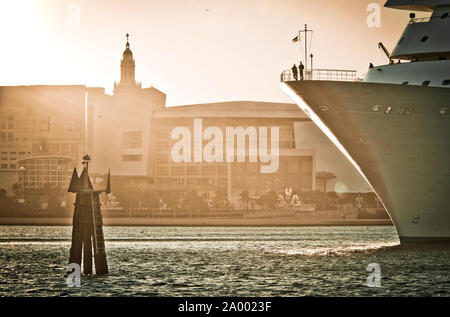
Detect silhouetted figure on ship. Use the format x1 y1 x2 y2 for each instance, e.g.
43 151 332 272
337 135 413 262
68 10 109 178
67 154 110 275
291 64 298 81
299 61 305 80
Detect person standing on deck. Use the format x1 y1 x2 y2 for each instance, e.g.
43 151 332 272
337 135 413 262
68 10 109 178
291 64 298 81
299 61 305 80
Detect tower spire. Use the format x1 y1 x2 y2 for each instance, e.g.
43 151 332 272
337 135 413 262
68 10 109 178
114 33 138 93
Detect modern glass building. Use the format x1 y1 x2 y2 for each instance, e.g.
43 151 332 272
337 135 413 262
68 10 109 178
16 155 73 190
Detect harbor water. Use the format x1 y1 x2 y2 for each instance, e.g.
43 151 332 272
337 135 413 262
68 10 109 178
0 226 449 296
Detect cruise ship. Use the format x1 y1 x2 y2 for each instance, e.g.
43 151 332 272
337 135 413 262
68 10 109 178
281 0 450 244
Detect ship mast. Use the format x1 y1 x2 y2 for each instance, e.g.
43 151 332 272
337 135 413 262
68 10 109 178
298 24 313 71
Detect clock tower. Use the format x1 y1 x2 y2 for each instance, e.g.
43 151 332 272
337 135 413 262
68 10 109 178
114 34 141 93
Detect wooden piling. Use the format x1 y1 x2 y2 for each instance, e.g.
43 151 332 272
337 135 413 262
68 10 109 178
67 155 109 275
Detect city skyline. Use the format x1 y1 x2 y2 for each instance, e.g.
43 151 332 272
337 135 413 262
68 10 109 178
0 0 425 106
1 0 449 299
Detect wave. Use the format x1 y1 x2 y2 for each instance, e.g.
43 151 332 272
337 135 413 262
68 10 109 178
267 241 401 256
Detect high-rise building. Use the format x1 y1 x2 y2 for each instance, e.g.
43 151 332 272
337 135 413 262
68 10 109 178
0 85 105 194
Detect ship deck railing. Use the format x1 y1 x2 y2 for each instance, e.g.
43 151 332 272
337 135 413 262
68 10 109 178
409 14 450 24
280 69 357 82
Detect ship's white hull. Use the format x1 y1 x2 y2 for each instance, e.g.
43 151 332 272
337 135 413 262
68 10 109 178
282 81 450 243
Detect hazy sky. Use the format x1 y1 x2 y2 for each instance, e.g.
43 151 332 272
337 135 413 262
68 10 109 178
0 0 425 106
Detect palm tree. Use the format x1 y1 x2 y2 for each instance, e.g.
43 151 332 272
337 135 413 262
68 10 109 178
185 191 198 217
265 190 278 213
256 190 278 213
239 190 250 211
162 192 179 218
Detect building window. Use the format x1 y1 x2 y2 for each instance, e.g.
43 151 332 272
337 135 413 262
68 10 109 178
187 166 200 176
202 166 215 176
218 178 227 188
0 123 5 129
7 132 13 141
156 154 168 164
8 123 13 129
171 166 185 176
280 127 293 138
172 178 184 187
280 140 295 149
1 164 8 169
122 154 142 162
61 144 69 155
156 177 171 185
187 178 201 186
232 164 246 175
156 141 168 152
218 166 227 175
157 167 169 176
122 131 142 149
48 144 57 154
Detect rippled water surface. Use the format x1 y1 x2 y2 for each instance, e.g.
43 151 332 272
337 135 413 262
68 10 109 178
0 226 449 296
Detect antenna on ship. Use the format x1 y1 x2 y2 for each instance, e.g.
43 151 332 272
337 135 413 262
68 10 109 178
292 24 313 78
301 24 313 71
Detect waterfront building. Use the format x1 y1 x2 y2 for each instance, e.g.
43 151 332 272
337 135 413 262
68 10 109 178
0 35 368 204
0 85 104 194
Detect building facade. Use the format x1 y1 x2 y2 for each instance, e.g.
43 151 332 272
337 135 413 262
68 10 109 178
0 85 104 195
0 35 369 202
89 37 166 176
150 102 315 204
17 155 73 190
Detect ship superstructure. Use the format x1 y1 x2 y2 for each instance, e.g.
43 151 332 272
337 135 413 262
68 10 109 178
281 0 450 243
